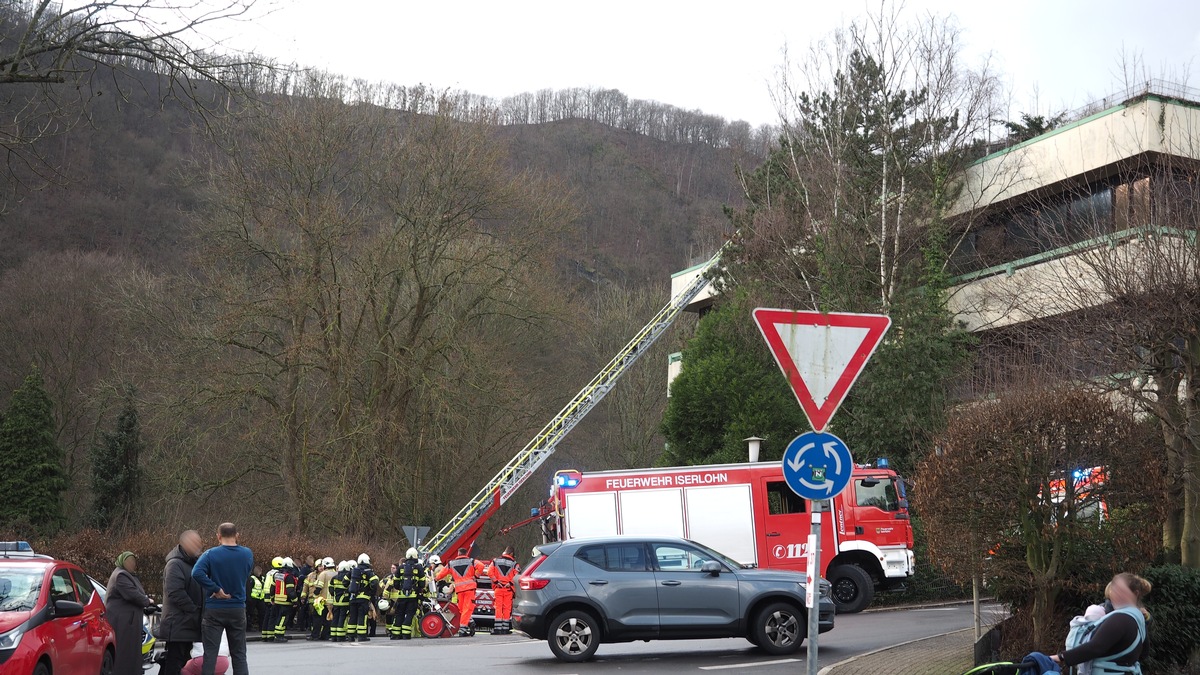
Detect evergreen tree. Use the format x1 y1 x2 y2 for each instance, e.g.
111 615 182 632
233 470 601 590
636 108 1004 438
0 366 66 532
90 389 144 529
661 295 808 466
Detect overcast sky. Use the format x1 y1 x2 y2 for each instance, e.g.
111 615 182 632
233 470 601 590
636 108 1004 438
212 0 1199 127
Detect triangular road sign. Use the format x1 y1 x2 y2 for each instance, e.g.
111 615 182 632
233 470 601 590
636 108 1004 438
752 309 891 433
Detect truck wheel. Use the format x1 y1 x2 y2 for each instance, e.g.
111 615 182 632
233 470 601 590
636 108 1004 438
547 610 600 663
829 564 874 614
751 601 804 655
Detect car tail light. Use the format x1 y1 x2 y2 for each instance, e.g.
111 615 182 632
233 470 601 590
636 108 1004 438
519 555 550 591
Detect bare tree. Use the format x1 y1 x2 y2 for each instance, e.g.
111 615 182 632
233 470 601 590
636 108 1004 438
0 0 265 203
176 76 576 536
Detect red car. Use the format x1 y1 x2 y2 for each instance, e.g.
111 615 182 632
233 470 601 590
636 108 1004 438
0 541 115 675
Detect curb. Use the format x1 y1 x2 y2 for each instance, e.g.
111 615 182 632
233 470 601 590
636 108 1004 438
817 627 972 675
862 598 989 614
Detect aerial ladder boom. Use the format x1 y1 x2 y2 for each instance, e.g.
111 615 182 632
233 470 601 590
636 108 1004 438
423 247 724 557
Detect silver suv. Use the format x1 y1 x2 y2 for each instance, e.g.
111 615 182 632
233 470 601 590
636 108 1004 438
512 536 835 662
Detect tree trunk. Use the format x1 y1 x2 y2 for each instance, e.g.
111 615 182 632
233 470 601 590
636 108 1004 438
1031 582 1059 647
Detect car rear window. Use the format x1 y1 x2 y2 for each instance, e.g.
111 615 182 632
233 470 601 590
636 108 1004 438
0 567 44 612
576 544 647 572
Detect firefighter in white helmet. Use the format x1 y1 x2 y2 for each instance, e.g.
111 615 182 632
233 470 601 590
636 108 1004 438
347 554 379 641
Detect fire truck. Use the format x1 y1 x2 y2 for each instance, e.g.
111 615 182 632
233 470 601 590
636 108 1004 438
541 461 915 613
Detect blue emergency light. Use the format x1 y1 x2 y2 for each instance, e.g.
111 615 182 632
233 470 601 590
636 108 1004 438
555 470 582 489
876 458 889 468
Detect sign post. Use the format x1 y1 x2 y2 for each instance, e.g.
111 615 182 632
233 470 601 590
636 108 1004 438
753 309 890 675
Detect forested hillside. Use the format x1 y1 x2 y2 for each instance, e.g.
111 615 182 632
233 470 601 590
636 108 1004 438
0 60 750 545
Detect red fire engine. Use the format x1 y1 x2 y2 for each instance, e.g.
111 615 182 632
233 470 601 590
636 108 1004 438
540 461 914 613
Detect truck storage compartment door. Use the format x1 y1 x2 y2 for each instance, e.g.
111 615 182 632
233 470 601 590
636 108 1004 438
565 492 619 539
684 484 756 566
618 489 685 537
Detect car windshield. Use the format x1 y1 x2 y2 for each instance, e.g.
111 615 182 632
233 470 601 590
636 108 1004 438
0 569 43 612
686 540 748 570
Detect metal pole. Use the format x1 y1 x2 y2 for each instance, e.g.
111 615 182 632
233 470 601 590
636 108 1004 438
806 500 826 675
972 572 982 642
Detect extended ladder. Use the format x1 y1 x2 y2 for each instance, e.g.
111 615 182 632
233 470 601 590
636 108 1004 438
424 247 724 557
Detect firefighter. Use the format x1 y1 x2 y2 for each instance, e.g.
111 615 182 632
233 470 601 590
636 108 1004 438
260 557 283 642
488 546 520 635
296 557 316 633
328 561 352 642
247 565 266 631
436 547 485 637
347 553 379 642
268 557 298 642
379 563 401 639
392 548 426 640
308 557 336 641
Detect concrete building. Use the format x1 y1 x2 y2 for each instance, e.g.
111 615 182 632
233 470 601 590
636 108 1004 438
667 81 1200 393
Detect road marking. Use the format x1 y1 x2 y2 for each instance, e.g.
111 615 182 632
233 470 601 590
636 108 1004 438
699 658 801 670
912 607 961 611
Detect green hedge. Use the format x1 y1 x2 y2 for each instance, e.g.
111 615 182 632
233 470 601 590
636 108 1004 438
1141 565 1200 672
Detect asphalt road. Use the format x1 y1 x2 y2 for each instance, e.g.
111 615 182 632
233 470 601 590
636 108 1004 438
161 603 1002 674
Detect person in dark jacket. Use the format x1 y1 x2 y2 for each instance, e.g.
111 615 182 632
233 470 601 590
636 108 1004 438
105 551 156 675
1049 572 1152 671
157 530 205 675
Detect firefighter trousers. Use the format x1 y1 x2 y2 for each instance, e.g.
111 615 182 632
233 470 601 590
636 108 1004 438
330 604 349 641
348 600 371 639
492 587 513 632
456 589 475 632
395 597 418 638
272 603 293 638
260 604 277 640
310 608 329 640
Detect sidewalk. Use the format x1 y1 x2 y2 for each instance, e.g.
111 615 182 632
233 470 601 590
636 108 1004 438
823 628 975 675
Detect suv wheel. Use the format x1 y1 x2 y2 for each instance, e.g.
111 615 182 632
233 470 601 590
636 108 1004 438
829 564 874 614
100 648 115 675
547 610 600 663
33 663 50 675
751 601 804 655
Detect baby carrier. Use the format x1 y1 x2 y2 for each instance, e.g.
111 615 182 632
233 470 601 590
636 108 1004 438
1063 606 1146 675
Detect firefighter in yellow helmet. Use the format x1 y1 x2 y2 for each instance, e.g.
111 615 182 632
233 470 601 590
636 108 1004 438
260 557 284 642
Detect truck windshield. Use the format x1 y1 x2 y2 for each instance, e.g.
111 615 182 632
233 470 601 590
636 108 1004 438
856 477 900 511
0 569 43 612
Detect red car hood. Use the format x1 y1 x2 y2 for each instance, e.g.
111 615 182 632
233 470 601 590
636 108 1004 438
0 611 31 633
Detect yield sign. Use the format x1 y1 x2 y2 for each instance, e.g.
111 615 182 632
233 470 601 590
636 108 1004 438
752 309 891 433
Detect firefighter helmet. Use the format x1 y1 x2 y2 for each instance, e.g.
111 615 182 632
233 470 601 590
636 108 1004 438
271 556 283 569
281 557 294 569
377 598 390 611
428 554 441 565
405 548 418 560
323 557 335 568
357 553 370 565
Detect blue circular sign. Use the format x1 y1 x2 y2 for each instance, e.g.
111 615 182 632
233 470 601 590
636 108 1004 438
782 431 853 500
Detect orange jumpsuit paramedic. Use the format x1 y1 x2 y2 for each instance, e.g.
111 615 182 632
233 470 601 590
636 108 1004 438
436 547 486 637
488 546 520 635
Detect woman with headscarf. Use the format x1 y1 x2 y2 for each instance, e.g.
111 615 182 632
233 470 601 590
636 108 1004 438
106 551 156 675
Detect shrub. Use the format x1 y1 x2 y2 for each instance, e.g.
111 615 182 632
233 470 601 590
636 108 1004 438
1142 565 1200 671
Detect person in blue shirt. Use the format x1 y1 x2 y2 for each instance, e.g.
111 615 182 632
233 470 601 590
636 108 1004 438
192 523 254 675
